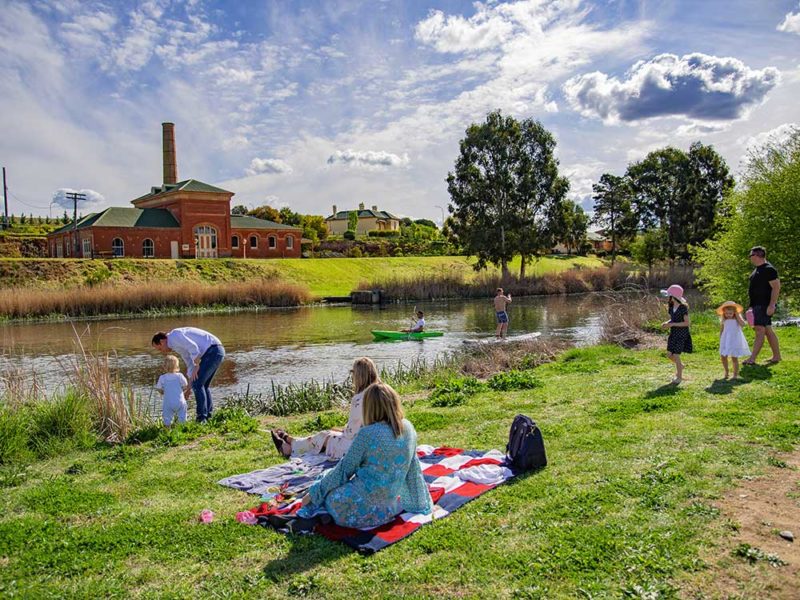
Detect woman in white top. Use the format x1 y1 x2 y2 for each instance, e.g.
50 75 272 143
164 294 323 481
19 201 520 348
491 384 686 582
271 357 380 460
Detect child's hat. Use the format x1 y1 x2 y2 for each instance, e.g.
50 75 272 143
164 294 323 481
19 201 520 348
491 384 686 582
716 301 744 316
660 284 686 304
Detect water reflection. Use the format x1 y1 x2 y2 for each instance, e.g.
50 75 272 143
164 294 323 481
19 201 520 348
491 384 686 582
1 294 609 397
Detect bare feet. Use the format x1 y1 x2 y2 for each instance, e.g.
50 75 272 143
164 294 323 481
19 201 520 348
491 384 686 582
766 358 781 365
270 430 291 458
670 377 682 386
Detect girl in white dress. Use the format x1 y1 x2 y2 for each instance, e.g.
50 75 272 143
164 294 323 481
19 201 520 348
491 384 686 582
271 357 380 460
717 301 750 379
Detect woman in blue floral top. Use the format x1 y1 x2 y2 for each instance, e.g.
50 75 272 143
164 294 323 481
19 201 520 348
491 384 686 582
299 382 433 529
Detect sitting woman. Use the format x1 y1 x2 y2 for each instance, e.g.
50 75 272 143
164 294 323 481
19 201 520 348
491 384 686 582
271 357 379 460
298 382 433 529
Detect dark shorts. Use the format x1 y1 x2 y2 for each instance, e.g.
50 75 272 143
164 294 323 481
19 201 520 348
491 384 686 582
496 311 508 324
751 305 772 327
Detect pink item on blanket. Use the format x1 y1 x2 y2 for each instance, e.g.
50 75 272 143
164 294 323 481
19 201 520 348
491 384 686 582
236 510 258 525
198 509 215 523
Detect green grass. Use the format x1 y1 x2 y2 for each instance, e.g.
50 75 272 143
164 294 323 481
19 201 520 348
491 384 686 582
1 317 797 597
0 255 603 298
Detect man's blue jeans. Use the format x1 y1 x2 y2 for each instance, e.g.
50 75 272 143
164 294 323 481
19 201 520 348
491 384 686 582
193 344 225 422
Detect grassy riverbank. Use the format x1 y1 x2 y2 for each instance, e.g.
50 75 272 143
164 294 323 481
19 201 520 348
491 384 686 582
0 255 602 297
1 310 797 597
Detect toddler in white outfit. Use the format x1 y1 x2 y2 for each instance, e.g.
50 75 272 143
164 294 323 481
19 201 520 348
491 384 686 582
717 301 750 380
156 355 189 426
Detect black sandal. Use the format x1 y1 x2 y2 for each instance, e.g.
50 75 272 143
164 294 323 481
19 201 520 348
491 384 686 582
270 430 290 458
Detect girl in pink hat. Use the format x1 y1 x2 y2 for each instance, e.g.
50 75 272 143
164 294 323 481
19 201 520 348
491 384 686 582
660 284 693 385
716 301 750 379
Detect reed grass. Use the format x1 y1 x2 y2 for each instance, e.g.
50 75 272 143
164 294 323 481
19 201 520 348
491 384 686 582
361 263 695 302
0 278 313 320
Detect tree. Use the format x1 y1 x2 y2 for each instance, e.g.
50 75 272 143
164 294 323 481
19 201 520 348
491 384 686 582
630 229 667 277
302 215 328 241
592 173 636 264
414 218 437 229
626 143 732 262
347 211 358 233
446 110 568 278
556 200 589 255
248 205 281 223
62 210 69 224
278 207 302 226
694 127 800 305
231 204 249 215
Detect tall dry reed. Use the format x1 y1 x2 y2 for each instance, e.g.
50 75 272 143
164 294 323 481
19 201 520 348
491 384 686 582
362 263 694 302
62 336 152 442
596 292 665 348
0 279 312 320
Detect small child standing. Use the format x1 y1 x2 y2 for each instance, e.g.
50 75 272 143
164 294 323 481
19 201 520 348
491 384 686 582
661 284 693 385
717 301 750 379
156 355 189 427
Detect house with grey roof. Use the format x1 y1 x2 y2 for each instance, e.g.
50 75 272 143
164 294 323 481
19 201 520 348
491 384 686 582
325 203 400 236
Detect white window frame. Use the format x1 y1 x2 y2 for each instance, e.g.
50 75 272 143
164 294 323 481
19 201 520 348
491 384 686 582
112 237 125 257
286 235 294 250
268 235 277 249
249 235 258 249
82 238 91 257
142 238 154 258
231 235 239 249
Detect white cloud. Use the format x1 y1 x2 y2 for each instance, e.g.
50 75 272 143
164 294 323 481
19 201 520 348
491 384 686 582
245 158 293 176
675 122 730 136
777 5 800 35
563 53 780 124
415 7 513 53
740 122 799 154
327 149 410 168
51 188 106 210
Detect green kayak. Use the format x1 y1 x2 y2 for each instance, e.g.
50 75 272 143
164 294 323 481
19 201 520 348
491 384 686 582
371 330 445 341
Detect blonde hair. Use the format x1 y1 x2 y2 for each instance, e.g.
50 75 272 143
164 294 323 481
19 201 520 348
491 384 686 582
351 357 379 393
362 382 404 437
721 306 737 319
164 355 180 373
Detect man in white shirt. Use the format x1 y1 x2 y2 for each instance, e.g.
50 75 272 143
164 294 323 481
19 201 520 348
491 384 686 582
403 310 425 333
152 327 226 423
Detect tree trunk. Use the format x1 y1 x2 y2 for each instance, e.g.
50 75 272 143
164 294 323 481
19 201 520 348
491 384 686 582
520 254 526 279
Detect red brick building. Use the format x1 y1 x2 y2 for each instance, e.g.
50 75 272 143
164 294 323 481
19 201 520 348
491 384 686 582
47 123 301 259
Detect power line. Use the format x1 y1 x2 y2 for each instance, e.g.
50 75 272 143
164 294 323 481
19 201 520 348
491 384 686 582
8 191 51 210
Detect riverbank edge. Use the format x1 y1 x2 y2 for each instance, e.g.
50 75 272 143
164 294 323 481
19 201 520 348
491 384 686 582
0 309 797 597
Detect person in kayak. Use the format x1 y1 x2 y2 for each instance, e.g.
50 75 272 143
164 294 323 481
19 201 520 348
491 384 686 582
403 310 425 333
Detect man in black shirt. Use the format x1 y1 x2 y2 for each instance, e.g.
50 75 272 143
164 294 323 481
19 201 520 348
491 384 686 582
744 246 781 365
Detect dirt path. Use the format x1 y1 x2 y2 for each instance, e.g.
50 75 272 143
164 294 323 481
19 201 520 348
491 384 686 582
682 449 800 598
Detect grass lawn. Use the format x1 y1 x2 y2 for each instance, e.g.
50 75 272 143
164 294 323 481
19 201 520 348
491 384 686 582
1 314 797 598
0 255 603 297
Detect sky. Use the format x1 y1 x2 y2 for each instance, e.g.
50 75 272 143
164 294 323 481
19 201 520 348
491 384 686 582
1 0 799 223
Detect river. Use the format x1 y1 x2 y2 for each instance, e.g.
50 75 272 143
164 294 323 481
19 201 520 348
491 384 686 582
1 294 610 399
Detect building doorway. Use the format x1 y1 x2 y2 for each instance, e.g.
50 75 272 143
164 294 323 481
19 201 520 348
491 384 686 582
194 225 218 258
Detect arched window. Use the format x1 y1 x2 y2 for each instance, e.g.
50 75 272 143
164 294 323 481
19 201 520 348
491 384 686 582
231 235 239 249
142 238 154 258
286 235 294 250
193 225 218 258
268 235 277 249
112 238 124 257
249 235 258 249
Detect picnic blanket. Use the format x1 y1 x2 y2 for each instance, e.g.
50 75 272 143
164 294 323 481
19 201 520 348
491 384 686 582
219 445 517 554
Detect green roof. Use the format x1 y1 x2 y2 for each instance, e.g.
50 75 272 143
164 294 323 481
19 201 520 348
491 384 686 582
132 179 233 202
326 208 399 221
49 207 179 234
230 215 301 231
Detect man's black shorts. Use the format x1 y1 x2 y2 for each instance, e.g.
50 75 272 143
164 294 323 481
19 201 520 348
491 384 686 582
751 305 773 327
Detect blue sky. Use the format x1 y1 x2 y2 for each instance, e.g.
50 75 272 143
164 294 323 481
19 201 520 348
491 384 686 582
1 0 799 223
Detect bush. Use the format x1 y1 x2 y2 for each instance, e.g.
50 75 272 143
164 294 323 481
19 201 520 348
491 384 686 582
28 390 94 457
429 376 485 407
367 230 401 238
343 230 356 240
0 407 31 465
487 370 541 391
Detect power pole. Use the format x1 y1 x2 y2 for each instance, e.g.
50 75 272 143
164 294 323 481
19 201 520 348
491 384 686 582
2 167 7 230
65 191 86 256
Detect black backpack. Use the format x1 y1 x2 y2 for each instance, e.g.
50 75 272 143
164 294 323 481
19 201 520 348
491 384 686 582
506 414 547 472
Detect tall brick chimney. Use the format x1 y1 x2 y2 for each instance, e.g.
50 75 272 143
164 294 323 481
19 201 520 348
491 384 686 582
162 122 178 185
